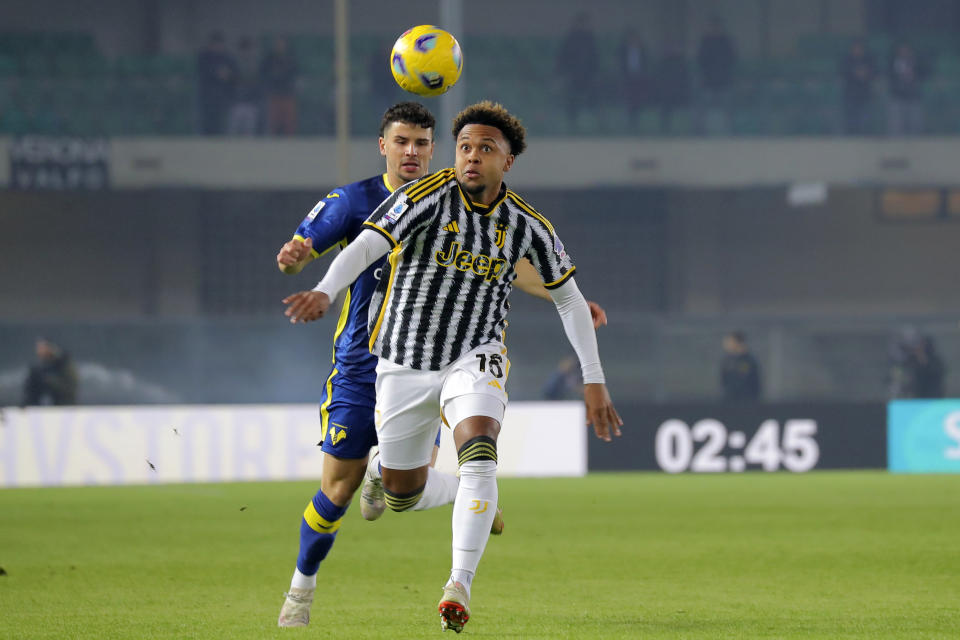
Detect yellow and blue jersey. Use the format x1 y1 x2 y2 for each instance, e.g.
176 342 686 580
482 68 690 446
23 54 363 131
293 173 396 395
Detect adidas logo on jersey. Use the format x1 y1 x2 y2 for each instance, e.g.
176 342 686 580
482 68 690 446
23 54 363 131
434 240 506 281
442 221 460 233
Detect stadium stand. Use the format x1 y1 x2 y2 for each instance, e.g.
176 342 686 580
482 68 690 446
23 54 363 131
2 29 959 137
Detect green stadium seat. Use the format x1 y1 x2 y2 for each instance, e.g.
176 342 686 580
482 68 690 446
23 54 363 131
19 52 50 76
114 55 158 78
795 33 851 59
0 54 16 76
0 106 29 134
936 55 960 76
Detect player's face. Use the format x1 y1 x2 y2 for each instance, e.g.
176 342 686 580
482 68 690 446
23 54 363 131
455 124 514 206
380 121 434 189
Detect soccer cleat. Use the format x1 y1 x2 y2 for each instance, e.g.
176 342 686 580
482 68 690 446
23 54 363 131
490 505 504 535
438 581 471 633
360 447 386 521
277 587 314 627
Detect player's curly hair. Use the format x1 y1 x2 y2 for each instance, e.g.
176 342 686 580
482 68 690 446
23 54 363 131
379 102 436 138
452 101 527 156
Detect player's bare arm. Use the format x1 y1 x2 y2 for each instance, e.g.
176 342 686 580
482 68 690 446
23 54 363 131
513 258 608 329
277 237 316 274
584 383 622 442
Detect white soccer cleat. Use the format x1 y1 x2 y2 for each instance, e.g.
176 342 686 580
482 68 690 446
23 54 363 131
278 587 314 627
438 581 471 633
360 447 386 521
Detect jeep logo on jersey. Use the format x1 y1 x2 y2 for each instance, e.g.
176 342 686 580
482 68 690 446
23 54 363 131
495 221 509 248
434 241 507 281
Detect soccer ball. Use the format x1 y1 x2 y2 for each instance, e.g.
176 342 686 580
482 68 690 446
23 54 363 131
390 25 462 97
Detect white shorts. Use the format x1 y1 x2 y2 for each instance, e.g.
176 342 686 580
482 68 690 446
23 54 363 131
374 342 509 470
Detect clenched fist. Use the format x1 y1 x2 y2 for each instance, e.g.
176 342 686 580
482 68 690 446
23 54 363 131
277 237 314 273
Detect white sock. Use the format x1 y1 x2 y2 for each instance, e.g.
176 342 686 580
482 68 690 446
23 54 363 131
448 569 475 596
290 568 316 590
450 459 498 598
411 467 459 511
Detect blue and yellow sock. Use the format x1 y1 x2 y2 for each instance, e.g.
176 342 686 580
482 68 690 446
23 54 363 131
296 490 349 576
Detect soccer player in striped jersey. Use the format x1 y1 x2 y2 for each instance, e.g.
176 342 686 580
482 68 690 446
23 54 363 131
283 101 621 633
276 102 607 628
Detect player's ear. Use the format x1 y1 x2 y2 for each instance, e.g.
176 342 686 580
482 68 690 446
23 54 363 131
503 154 515 172
378 137 387 156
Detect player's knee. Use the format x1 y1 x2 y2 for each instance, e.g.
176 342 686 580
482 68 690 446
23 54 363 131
320 455 367 504
383 484 426 512
322 481 356 506
457 435 497 467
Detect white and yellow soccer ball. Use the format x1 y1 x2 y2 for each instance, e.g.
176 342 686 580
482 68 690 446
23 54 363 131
390 25 463 97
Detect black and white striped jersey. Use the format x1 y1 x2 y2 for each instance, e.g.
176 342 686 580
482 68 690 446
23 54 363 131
362 168 576 371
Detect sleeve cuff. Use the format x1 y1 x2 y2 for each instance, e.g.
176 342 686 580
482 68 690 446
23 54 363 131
362 222 398 248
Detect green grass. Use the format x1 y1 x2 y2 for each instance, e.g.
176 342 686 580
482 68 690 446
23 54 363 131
1 473 959 639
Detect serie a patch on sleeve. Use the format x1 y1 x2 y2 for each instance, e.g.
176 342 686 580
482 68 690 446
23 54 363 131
306 200 326 221
553 235 566 259
383 197 409 223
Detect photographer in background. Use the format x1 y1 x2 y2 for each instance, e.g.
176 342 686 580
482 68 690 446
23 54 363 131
888 327 945 399
719 330 761 402
22 338 77 406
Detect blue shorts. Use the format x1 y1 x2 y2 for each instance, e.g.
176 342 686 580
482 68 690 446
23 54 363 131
318 369 440 460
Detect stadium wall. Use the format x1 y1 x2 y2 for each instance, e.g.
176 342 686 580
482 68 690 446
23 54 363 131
7 137 960 190
0 402 586 488
10 399 958 487
2 183 959 322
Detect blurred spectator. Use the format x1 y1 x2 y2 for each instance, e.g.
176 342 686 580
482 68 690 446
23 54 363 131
655 46 691 134
719 331 761 401
261 36 300 136
197 31 238 135
227 36 263 136
542 355 583 401
22 338 77 406
555 12 599 131
888 327 945 398
618 27 653 129
840 40 877 135
887 42 929 135
696 15 737 135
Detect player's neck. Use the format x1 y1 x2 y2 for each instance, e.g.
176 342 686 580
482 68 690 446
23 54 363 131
468 182 504 208
385 172 401 192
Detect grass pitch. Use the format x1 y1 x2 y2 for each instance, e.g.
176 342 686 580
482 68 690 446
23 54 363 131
1 472 958 639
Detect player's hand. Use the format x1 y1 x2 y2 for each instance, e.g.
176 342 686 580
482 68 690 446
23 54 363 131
277 237 313 267
283 290 330 323
583 383 622 442
587 300 607 330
